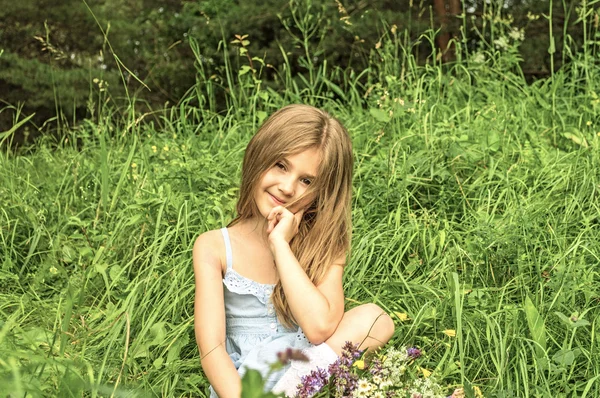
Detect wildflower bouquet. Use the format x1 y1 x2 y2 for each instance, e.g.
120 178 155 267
294 342 455 398
240 343 467 398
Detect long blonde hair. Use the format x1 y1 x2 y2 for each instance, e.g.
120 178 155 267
230 104 353 328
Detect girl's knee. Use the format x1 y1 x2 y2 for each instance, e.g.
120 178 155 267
366 303 395 341
326 303 394 354
353 303 395 342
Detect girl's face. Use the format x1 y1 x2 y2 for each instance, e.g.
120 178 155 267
254 147 321 218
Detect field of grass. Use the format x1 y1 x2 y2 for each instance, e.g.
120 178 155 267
1 2 600 397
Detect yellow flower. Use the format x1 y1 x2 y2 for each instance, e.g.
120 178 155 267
163 145 169 152
151 145 157 153
443 329 456 337
49 266 58 274
474 386 484 397
131 162 137 168
586 121 592 126
353 360 365 369
394 312 410 322
417 366 432 378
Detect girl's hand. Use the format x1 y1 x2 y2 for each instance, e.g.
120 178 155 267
266 206 304 246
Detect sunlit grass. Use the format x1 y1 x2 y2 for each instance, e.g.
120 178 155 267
1 1 600 397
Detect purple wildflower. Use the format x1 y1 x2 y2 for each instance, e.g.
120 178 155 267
345 341 363 359
407 347 422 359
370 357 383 376
296 367 329 398
277 348 310 365
326 342 363 397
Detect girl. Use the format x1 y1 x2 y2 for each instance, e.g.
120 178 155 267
193 104 394 397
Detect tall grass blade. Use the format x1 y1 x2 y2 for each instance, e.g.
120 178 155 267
524 295 547 360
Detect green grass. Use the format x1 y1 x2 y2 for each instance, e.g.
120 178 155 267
1 1 600 397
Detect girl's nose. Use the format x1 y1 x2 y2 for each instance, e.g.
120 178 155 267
278 178 295 197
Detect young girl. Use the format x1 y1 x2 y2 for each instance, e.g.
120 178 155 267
193 104 394 397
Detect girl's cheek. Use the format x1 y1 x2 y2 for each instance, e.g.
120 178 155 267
290 197 314 214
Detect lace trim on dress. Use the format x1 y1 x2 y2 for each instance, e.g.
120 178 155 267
296 329 308 342
223 268 275 305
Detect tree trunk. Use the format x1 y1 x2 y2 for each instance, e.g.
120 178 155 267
434 0 460 62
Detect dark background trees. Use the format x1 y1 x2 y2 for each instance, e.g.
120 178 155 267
0 0 588 140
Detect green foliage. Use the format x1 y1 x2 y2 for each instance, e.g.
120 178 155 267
241 370 280 398
0 51 116 110
2 0 594 136
1 0 600 396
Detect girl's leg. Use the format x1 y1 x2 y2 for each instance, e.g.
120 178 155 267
272 304 393 396
325 303 395 355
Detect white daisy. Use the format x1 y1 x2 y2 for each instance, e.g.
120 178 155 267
357 379 370 392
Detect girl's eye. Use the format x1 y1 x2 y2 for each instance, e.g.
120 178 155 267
275 162 286 170
301 178 312 185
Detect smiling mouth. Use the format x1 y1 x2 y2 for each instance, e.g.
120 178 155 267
268 192 287 205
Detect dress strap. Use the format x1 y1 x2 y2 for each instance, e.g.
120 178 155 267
220 227 233 269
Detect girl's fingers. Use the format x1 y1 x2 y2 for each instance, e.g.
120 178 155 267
266 206 286 233
266 206 300 235
267 206 281 221
293 209 304 226
269 206 292 220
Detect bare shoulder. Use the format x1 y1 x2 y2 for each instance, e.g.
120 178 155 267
193 229 226 274
194 229 223 248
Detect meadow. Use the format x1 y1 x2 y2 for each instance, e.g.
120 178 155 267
1 2 600 397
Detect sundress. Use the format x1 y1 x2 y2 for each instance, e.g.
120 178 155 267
208 227 313 397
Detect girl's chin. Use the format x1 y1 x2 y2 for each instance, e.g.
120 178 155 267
255 199 305 218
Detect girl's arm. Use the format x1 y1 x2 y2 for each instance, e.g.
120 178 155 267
193 231 241 398
267 207 346 344
271 240 345 344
